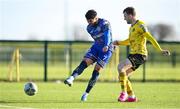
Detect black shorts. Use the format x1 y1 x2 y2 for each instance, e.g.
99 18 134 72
128 54 147 71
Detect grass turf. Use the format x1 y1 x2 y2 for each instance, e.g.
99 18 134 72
1 63 180 82
0 82 180 109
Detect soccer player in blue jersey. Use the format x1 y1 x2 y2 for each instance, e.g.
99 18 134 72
64 9 114 101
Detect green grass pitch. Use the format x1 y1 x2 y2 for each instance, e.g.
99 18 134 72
0 82 180 109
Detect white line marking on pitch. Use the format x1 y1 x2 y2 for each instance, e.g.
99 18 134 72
0 104 37 109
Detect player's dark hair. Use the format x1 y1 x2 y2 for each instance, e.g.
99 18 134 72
123 7 136 16
85 9 97 19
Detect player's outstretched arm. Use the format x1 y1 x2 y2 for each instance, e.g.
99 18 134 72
113 40 119 45
145 32 170 56
161 49 170 56
113 39 129 46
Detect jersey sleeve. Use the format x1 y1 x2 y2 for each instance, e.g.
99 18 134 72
144 32 162 51
117 38 130 45
86 25 91 34
139 23 148 33
139 23 162 51
102 21 112 46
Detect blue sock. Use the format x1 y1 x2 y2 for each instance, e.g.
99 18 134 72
85 70 99 93
71 61 88 78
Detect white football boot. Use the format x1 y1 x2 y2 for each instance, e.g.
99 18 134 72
81 92 89 102
64 76 74 87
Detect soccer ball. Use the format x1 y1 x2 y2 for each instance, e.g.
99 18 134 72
24 82 38 96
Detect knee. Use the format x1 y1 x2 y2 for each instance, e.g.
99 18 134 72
117 63 125 73
83 58 93 66
94 68 101 72
94 64 102 72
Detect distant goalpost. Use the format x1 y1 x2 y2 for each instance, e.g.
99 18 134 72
104 47 120 81
8 48 21 82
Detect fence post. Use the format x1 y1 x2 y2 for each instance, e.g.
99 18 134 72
69 42 72 76
44 41 48 82
172 51 176 67
142 63 146 82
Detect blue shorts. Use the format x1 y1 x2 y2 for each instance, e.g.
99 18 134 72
84 44 112 68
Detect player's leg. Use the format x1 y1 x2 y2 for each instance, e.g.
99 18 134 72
126 79 138 102
126 79 134 96
64 46 96 87
124 54 147 102
126 68 134 97
81 50 112 101
126 69 138 102
64 58 93 86
117 59 132 102
85 65 101 93
71 58 94 78
81 64 101 101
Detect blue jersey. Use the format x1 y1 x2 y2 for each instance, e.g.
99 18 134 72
87 18 112 48
84 18 113 68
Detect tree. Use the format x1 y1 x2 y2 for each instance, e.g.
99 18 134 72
147 23 175 40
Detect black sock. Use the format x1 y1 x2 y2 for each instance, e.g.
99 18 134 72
71 61 88 78
85 70 99 93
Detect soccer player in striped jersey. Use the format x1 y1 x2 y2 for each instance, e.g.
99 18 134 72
64 9 114 101
113 7 170 102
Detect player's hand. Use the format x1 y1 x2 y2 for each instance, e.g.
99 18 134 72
113 40 119 45
102 46 108 52
162 50 170 56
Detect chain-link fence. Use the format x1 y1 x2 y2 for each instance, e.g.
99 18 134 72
0 40 179 82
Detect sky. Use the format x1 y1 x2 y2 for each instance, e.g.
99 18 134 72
0 0 180 41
